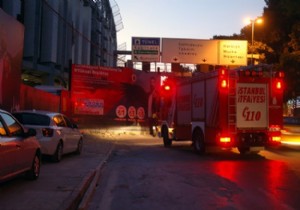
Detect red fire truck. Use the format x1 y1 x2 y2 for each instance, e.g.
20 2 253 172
156 65 284 154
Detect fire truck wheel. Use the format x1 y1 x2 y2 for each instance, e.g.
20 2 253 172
162 127 172 147
192 128 205 155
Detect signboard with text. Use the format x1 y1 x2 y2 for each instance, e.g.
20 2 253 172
71 65 160 124
71 65 134 116
161 38 219 64
132 37 160 62
160 38 248 65
219 40 248 66
236 83 268 128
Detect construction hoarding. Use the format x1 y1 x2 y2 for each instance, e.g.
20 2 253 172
71 64 161 124
0 9 24 112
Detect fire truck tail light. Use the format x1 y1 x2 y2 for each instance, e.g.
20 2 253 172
161 78 175 95
276 81 282 89
164 85 171 91
220 136 231 143
221 69 226 75
220 79 228 88
219 68 229 90
272 136 281 142
272 79 284 92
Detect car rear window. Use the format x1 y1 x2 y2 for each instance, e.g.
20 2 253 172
13 113 50 126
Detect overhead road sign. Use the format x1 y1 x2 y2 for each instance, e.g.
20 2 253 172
219 40 248 66
161 38 219 64
161 38 248 66
132 37 160 62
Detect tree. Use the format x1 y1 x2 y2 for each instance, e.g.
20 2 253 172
262 0 300 57
213 0 300 102
244 0 300 101
288 22 300 51
280 52 300 100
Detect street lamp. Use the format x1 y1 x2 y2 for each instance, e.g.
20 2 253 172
248 18 263 65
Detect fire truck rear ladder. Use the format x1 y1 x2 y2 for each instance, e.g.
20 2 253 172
228 70 237 135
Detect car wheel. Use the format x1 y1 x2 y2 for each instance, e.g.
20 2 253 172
53 141 63 162
26 152 41 180
76 138 83 155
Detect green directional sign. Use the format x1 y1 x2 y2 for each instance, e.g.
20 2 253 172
132 37 160 62
133 50 159 54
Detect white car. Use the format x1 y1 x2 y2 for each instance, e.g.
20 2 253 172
13 110 83 162
0 109 41 182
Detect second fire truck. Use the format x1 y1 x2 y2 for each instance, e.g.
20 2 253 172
156 65 284 154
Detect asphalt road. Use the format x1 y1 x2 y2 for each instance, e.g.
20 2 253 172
1 126 300 210
87 137 300 210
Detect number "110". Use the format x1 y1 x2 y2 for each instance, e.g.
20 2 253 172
242 106 261 121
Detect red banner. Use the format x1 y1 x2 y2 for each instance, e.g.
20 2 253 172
71 64 161 123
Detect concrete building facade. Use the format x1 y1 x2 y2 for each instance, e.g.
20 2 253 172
0 0 117 87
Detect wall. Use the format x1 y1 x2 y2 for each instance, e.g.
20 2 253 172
0 8 23 112
20 84 60 112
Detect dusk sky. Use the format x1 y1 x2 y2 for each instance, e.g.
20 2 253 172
115 0 266 49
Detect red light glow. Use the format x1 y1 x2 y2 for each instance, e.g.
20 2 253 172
164 85 171 91
272 136 281 142
221 79 228 88
277 71 285 78
220 69 226 75
220 136 231 143
276 81 282 89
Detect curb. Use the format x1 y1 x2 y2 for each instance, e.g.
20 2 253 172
63 170 96 210
68 140 115 210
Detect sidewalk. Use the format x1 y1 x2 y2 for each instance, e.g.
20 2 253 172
80 125 150 137
0 125 152 210
67 126 151 210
